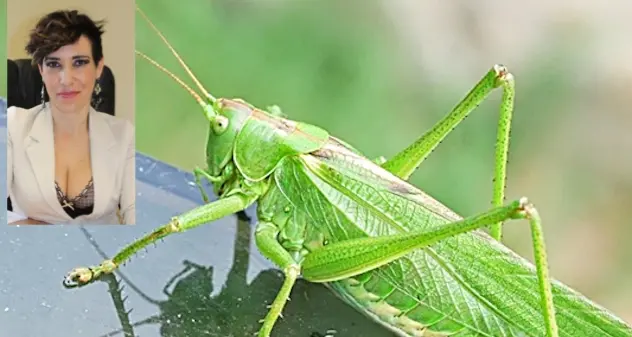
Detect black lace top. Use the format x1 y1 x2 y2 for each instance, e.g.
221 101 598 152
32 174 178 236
55 178 95 218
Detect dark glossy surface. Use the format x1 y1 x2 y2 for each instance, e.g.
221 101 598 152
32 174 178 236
0 104 396 337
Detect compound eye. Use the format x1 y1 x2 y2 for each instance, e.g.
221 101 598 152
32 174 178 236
211 115 229 135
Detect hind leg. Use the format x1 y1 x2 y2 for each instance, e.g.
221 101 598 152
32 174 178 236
381 65 515 241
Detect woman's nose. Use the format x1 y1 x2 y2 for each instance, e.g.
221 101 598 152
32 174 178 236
59 68 75 85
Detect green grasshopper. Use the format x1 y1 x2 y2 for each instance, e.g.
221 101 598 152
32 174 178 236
63 6 632 337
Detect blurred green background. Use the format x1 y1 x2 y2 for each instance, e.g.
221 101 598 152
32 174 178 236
134 0 632 324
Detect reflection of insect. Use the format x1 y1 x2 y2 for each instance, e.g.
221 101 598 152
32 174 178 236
64 5 632 337
93 215 388 337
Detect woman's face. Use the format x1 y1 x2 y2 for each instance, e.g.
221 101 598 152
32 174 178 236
38 35 104 114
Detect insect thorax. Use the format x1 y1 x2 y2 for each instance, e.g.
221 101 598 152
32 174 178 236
212 159 272 204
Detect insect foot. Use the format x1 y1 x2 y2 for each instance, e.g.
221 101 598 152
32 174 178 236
62 259 117 288
515 197 536 219
493 64 514 86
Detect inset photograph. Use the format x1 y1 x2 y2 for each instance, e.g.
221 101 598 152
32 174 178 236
6 1 135 225
1 0 7 222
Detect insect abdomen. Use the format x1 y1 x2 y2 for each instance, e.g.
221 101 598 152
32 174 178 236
327 274 471 337
271 135 632 337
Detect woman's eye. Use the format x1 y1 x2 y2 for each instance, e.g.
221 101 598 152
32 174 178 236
74 59 89 67
45 61 60 68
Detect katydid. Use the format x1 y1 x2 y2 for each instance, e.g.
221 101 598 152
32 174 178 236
63 5 632 337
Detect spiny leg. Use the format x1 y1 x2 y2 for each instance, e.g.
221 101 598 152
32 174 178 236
100 274 137 337
193 166 222 203
254 221 302 337
63 194 249 288
381 64 515 241
300 198 558 337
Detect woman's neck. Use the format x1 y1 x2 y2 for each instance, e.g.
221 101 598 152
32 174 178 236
51 104 90 136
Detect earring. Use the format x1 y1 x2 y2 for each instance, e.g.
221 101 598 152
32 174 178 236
41 85 45 105
91 80 103 110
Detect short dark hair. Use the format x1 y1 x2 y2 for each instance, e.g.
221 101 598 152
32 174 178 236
25 9 106 66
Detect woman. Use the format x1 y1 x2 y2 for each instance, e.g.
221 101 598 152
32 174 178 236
6 10 135 225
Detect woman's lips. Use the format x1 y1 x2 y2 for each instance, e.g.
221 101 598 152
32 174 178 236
58 91 79 99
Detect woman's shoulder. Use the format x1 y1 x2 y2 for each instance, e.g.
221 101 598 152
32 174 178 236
7 104 43 119
7 104 46 134
94 110 134 138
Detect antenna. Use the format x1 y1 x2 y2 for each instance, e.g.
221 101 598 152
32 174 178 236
136 5 216 103
135 51 205 108
136 51 217 120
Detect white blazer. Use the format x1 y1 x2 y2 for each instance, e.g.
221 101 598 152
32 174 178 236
6 103 135 224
